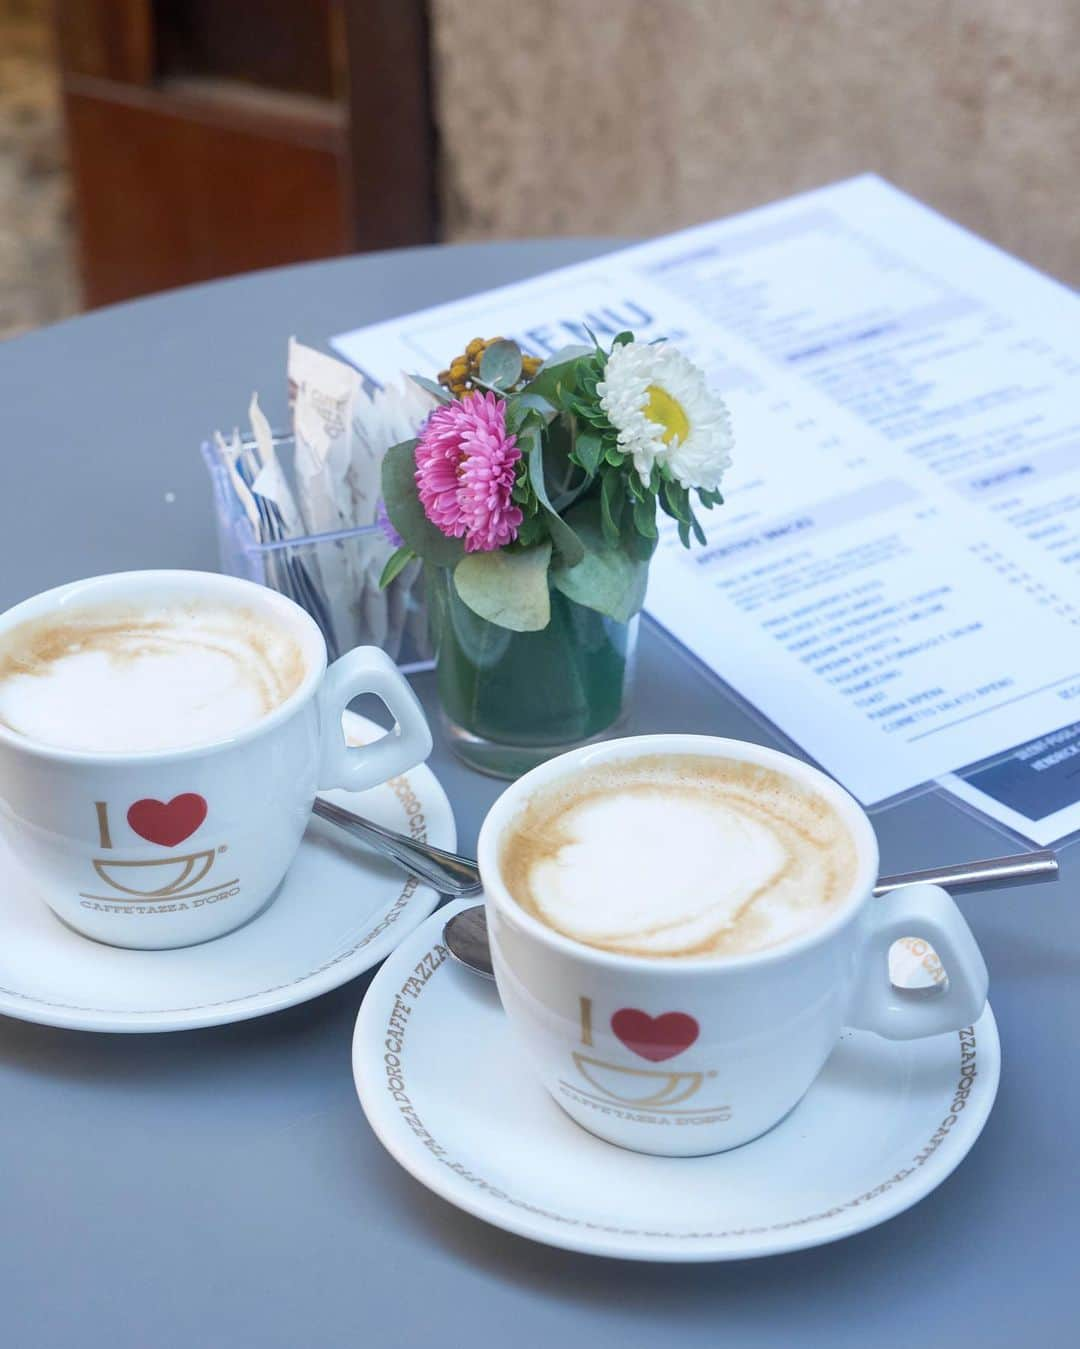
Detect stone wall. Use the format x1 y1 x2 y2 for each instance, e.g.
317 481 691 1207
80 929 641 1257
0 0 77 339
431 0 1079 284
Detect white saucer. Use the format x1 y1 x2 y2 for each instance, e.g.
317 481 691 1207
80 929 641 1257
0 714 454 1034
353 899 1000 1262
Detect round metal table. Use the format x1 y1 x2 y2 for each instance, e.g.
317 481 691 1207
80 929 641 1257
0 243 1072 1347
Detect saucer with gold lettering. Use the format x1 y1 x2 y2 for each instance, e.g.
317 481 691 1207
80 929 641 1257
0 714 454 1033
353 899 1000 1261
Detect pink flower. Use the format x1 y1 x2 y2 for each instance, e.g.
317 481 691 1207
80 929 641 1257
414 392 523 552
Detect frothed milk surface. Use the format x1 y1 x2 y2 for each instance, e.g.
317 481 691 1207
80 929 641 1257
501 755 858 958
0 601 305 753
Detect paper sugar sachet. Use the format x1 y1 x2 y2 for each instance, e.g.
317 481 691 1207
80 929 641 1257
289 339 435 659
288 338 364 638
349 375 436 658
215 429 261 535
247 394 304 538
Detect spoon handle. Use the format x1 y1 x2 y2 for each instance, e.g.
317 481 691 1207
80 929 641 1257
313 796 483 896
872 849 1058 895
314 795 1058 900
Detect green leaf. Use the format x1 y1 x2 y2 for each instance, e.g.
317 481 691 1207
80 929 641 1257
534 343 594 373
625 521 660 561
514 513 548 547
600 469 624 545
479 339 523 390
551 501 649 623
408 373 452 404
508 392 556 427
603 444 625 467
686 502 707 545
658 478 691 524
523 427 586 567
525 353 593 409
380 439 465 568
453 542 551 632
379 544 416 588
611 331 634 348
633 494 658 539
573 428 604 476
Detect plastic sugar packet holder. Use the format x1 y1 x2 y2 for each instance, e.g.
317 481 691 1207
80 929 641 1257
202 431 432 673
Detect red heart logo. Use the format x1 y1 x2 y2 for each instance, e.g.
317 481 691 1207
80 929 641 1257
611 1008 700 1062
126 794 207 848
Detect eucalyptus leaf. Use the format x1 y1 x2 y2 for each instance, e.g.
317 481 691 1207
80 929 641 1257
479 339 523 390
380 439 465 568
408 373 452 405
551 502 649 623
523 427 586 567
453 542 552 632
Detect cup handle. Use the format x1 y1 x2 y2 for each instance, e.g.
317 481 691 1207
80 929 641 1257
846 883 988 1040
316 647 433 793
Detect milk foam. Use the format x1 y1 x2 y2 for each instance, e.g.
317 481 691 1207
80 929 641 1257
502 756 858 959
0 602 305 753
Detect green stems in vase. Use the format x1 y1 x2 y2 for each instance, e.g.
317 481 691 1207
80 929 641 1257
427 565 638 776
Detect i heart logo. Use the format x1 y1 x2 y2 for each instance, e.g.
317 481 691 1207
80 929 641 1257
611 1008 700 1062
127 794 207 848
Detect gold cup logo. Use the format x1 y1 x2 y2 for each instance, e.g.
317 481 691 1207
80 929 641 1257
79 801 233 903
569 997 715 1112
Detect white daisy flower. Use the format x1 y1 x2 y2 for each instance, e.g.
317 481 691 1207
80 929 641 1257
597 342 733 490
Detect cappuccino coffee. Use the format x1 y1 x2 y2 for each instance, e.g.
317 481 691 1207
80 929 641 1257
501 753 858 959
0 601 305 754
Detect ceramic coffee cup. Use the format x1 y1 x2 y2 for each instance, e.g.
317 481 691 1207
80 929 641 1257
0 570 432 949
477 733 989 1157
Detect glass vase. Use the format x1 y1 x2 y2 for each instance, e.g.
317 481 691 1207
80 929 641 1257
426 565 639 778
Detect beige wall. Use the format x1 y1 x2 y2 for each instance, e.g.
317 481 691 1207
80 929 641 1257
431 0 1079 285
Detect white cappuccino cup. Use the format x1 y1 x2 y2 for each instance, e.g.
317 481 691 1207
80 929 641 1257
478 734 989 1157
0 570 432 950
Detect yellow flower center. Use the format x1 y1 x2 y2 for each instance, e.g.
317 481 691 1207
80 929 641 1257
641 384 690 445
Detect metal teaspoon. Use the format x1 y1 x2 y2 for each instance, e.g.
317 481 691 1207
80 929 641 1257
442 846 1059 979
311 795 1058 979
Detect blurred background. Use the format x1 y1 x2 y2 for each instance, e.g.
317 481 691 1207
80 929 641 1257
2 0 1076 341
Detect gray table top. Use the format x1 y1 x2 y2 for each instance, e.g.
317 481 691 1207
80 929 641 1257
0 242 1072 1347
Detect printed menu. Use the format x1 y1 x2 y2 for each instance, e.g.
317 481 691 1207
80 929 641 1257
332 175 1080 820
